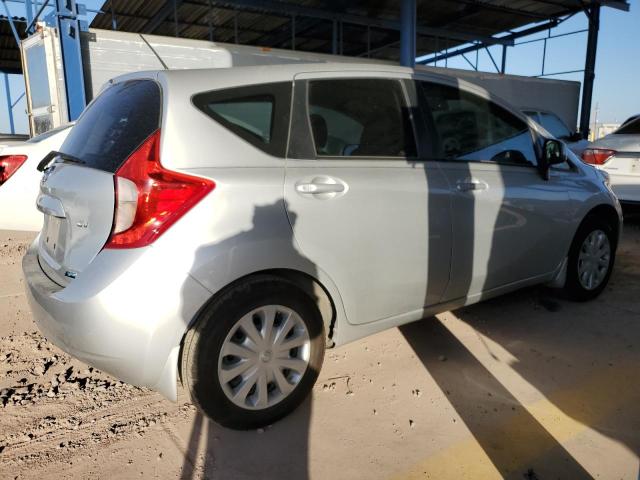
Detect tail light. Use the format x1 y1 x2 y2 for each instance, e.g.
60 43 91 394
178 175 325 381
581 148 616 165
0 155 28 186
105 130 215 249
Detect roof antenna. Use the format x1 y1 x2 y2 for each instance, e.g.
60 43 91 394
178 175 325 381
139 34 169 70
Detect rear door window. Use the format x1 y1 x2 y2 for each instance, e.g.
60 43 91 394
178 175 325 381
419 81 537 166
307 79 416 158
193 82 292 157
60 80 161 173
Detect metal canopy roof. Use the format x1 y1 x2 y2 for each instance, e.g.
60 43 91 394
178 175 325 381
88 0 625 59
0 0 630 73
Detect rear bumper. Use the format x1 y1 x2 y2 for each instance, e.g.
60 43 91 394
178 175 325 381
22 240 212 400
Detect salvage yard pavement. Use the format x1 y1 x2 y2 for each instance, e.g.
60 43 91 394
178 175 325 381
1 225 639 479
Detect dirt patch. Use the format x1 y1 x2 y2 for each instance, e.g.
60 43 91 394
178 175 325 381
1 225 639 480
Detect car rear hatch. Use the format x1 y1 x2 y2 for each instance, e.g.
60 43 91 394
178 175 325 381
37 79 162 285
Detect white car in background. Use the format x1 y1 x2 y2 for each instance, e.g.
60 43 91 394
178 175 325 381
582 116 640 205
0 125 72 231
0 133 29 150
524 109 589 156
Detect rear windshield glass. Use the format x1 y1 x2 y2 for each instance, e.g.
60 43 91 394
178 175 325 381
615 117 640 135
59 80 161 173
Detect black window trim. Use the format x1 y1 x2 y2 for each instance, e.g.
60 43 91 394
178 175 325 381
413 75 543 170
191 81 292 158
301 77 420 161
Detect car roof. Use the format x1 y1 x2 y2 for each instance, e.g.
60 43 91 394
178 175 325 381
110 62 487 95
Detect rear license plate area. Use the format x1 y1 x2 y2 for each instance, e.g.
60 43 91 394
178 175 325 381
42 215 66 264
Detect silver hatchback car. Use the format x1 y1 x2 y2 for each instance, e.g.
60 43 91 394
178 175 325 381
24 63 621 429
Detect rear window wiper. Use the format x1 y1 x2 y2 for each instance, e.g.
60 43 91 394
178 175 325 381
37 151 86 172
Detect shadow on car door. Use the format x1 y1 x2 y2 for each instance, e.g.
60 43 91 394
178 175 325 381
179 201 317 479
399 80 594 478
447 218 640 476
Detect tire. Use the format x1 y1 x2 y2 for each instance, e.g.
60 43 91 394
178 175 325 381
181 275 325 430
563 215 616 301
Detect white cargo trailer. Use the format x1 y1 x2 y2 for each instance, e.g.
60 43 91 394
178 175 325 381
20 25 581 136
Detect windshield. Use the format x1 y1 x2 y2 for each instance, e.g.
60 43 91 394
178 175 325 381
615 117 640 135
538 112 571 139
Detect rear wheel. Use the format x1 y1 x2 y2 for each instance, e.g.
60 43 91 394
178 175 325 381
563 216 616 301
181 275 325 430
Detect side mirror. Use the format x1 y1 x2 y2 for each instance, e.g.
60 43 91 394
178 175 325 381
540 139 566 180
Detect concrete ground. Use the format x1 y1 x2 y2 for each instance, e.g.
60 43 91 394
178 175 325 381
0 223 638 480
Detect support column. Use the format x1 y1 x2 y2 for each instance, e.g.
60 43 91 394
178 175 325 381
55 0 86 121
25 0 33 26
400 0 416 67
332 19 337 54
579 4 600 139
4 73 15 134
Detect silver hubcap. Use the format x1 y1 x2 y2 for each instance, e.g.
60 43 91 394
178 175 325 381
218 305 310 410
578 229 611 290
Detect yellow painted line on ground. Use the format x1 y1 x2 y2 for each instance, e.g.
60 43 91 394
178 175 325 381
391 315 638 479
393 365 637 480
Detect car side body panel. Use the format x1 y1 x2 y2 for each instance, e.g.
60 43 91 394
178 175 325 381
22 65 622 404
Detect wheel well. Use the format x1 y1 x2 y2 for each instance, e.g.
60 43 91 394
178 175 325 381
584 204 620 245
186 269 336 342
265 269 337 343
178 269 337 385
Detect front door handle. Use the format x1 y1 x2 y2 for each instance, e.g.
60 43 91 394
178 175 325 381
295 176 347 198
456 179 488 192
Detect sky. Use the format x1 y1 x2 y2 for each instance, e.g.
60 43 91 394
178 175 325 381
0 1 638 134
429 2 639 126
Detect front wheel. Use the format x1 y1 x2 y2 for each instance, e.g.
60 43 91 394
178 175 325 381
181 275 325 430
563 216 616 301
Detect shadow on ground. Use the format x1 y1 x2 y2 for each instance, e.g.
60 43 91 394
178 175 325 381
400 220 640 478
180 399 311 480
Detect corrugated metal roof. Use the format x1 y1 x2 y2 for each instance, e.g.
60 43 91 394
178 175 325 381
0 1 626 72
88 0 598 58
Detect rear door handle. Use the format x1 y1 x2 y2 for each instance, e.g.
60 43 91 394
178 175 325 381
296 182 345 194
295 176 347 197
456 179 488 192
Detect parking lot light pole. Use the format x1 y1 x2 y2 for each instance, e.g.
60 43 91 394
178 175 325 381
400 0 416 67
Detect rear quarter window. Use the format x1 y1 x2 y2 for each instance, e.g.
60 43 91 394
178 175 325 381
192 82 292 158
60 80 161 173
